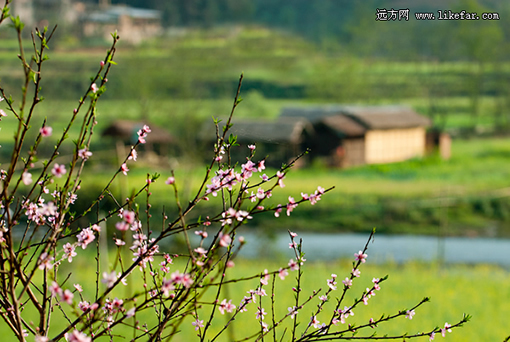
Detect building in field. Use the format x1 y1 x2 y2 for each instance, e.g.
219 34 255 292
80 4 162 45
280 105 434 168
9 1 162 45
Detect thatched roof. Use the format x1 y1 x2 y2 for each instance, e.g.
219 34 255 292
321 115 366 137
340 105 432 130
280 105 431 131
202 118 314 144
102 120 174 144
280 106 345 124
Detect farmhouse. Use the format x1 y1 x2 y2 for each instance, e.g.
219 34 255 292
80 4 162 45
280 105 433 167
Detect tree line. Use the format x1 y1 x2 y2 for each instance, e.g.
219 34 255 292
106 0 509 62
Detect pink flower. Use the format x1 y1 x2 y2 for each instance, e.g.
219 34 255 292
441 323 452 337
100 60 105 67
355 250 367 263
429 332 435 341
121 163 129 175
165 176 175 185
22 171 32 185
192 319 204 331
311 316 321 328
74 284 83 292
260 269 269 285
137 128 149 144
276 171 285 187
40 126 52 137
114 238 126 246
128 149 137 161
102 271 118 288
78 148 92 160
342 277 353 288
0 109 6 119
49 281 62 297
406 309 415 320
91 83 98 93
288 306 298 319
122 210 135 224
372 278 381 290
288 259 299 271
78 301 89 312
219 299 236 315
63 243 77 262
278 268 288 280
38 253 53 270
126 307 136 317
369 318 377 328
248 144 256 150
327 274 337 290
274 204 282 217
51 163 67 178
77 228 95 249
62 289 74 305
194 247 207 255
66 330 91 342
352 269 361 277
255 307 266 320
161 279 175 296
219 233 231 247
286 196 298 216
257 160 265 172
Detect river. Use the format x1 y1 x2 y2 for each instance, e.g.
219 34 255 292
229 231 510 267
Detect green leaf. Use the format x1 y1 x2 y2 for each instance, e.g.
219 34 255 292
2 7 10 20
9 16 24 31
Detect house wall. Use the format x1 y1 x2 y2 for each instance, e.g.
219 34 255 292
343 138 365 167
364 127 426 164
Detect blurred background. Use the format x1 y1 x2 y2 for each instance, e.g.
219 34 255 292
1 0 510 258
2 1 510 340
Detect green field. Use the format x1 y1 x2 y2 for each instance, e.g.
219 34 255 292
43 133 508 238
7 254 510 341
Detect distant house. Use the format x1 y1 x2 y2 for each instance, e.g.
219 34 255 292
280 105 433 167
201 118 314 168
102 120 174 157
10 1 162 45
80 4 162 45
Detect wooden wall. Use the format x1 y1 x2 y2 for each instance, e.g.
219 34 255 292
364 127 426 164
